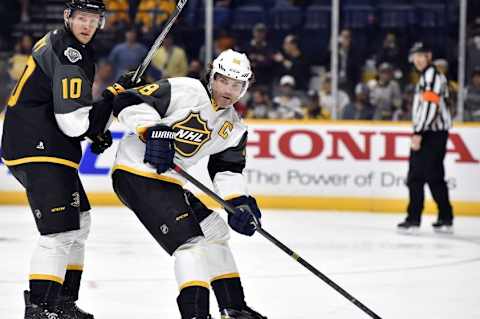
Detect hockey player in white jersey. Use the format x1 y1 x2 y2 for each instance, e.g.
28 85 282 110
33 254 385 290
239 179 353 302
111 49 267 319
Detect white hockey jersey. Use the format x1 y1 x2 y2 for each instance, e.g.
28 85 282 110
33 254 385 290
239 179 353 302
112 77 249 199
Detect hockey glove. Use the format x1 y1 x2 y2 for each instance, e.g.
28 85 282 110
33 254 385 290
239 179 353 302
103 71 147 100
90 130 113 154
87 72 146 145
143 124 176 174
226 196 262 236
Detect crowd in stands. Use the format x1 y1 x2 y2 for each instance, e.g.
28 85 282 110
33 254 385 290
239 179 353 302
1 0 480 122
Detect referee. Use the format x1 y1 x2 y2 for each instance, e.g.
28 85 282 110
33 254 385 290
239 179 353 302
397 42 454 233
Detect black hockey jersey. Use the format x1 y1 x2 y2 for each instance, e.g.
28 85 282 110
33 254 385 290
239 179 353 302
1 28 96 169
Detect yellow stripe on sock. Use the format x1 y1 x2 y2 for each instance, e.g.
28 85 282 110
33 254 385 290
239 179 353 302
29 274 64 284
66 264 83 271
210 272 240 282
179 280 210 291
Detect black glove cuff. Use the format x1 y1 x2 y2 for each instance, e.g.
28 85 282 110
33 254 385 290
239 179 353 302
85 98 113 138
112 91 144 118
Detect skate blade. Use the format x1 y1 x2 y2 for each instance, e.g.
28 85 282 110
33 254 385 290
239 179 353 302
433 226 454 234
396 226 420 235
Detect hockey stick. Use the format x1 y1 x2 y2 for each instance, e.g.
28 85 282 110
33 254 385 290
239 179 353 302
99 0 188 133
172 164 382 319
131 0 188 83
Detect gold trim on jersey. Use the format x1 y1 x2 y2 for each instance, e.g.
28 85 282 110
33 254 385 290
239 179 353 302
224 194 243 201
136 126 149 142
29 274 64 284
112 164 184 186
2 156 79 169
7 55 36 107
211 273 240 282
211 97 219 111
33 34 48 52
66 264 84 271
179 280 210 291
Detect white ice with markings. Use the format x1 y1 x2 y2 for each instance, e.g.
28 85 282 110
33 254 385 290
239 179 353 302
1 206 479 319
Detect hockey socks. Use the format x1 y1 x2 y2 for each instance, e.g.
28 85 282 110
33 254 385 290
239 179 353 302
62 269 82 301
211 277 247 311
29 279 62 310
177 286 210 319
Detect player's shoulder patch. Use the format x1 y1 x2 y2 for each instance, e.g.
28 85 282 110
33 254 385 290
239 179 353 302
64 47 82 63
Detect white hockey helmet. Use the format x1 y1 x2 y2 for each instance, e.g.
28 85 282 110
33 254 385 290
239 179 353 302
209 49 253 100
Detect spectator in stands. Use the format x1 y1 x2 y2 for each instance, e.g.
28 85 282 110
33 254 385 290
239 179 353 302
215 0 233 7
187 59 203 79
135 0 175 33
273 34 310 91
434 58 458 118
19 0 29 22
272 75 304 119
244 23 274 89
342 83 374 120
151 34 188 79
0 2 20 51
92 60 114 100
233 100 249 118
7 34 32 89
467 28 480 85
323 29 363 97
304 90 321 118
289 0 305 5
393 84 415 121
108 28 148 79
105 0 130 29
128 0 141 21
199 31 236 63
317 73 350 119
369 62 402 120
464 67 480 122
376 32 404 75
248 87 274 119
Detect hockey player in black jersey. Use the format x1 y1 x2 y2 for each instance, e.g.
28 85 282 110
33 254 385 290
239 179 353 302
1 1 139 318
111 49 267 319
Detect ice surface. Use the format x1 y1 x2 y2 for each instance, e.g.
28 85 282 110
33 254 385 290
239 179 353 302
1 206 479 318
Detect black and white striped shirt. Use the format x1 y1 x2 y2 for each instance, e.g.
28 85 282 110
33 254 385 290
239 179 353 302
412 65 452 133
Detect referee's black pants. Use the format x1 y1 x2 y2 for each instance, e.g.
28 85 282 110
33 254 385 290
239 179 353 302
406 131 453 224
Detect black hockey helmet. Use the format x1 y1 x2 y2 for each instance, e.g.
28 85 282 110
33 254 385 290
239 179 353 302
65 0 106 29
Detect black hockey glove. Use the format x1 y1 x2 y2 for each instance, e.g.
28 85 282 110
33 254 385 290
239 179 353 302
103 71 147 100
143 124 176 174
90 130 113 155
86 72 146 146
226 196 262 236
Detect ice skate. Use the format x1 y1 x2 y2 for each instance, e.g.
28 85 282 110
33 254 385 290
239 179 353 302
56 297 94 319
220 305 267 319
397 220 420 234
24 290 61 319
432 220 453 234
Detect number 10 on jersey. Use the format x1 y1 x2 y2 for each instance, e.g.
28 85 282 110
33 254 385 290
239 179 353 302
62 78 82 99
